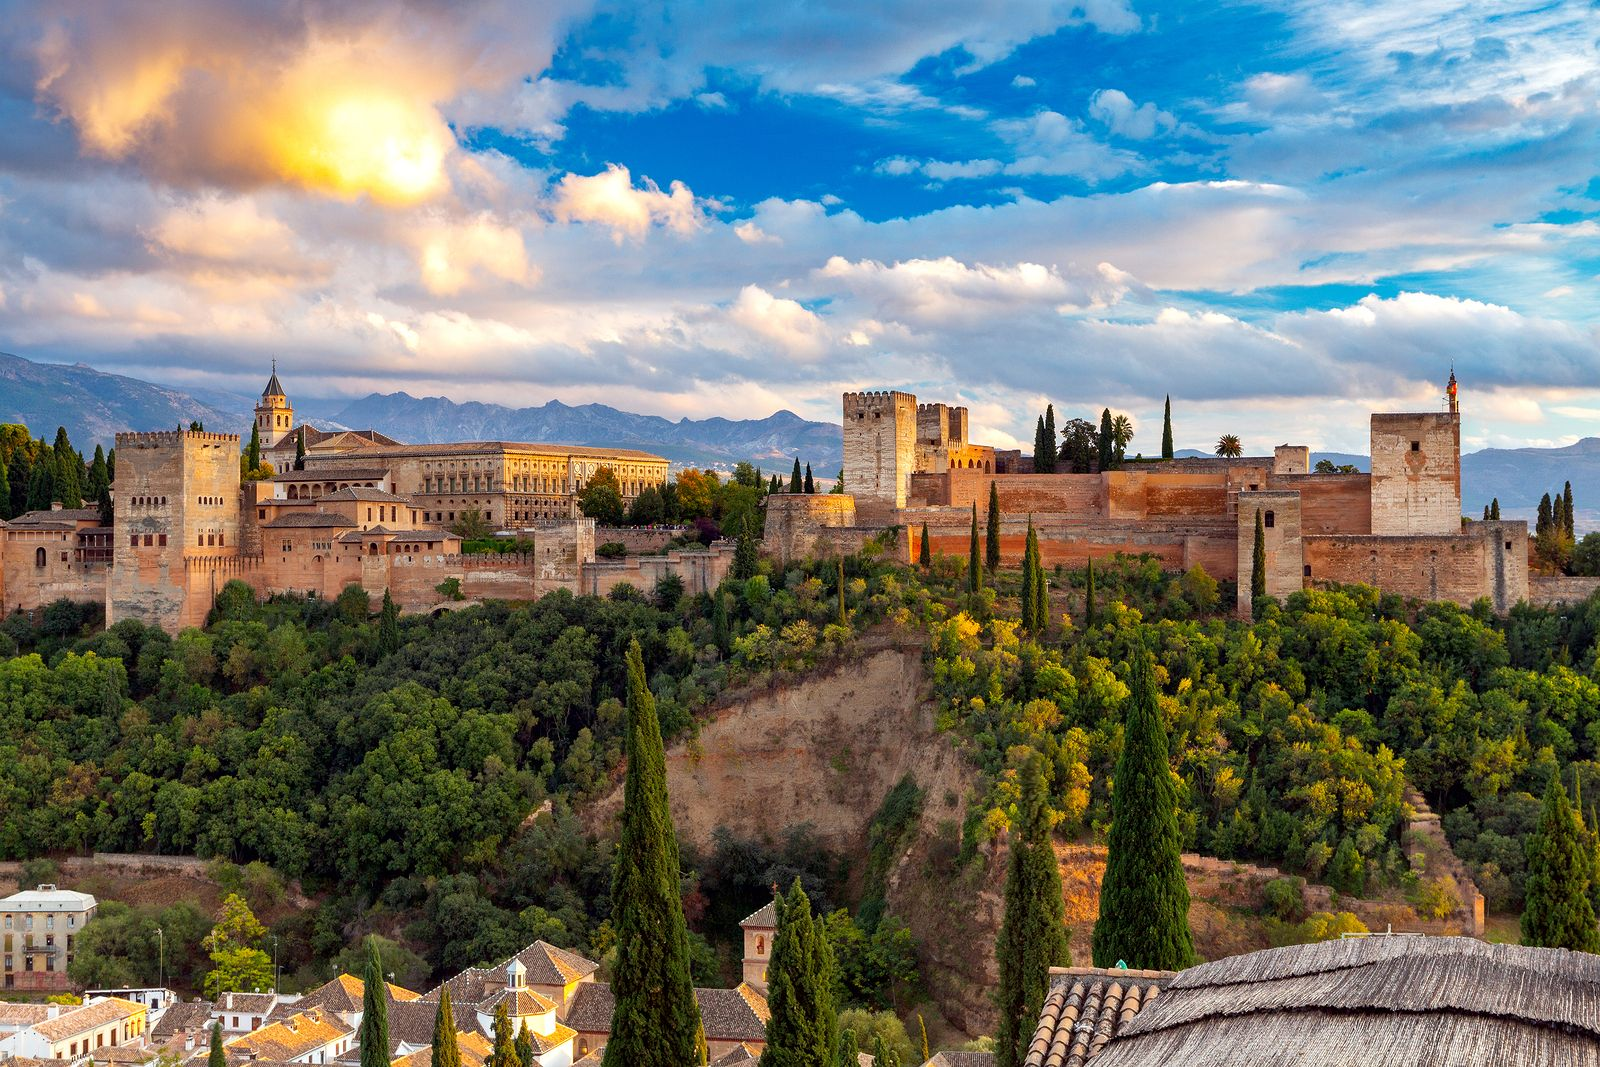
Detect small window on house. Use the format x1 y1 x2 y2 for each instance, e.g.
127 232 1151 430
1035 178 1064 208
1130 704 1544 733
1304 565 1312 577
1411 441 1420 451
1264 511 1275 529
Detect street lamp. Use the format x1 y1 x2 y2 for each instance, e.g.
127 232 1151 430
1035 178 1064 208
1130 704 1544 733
155 928 164 1000
271 936 279 996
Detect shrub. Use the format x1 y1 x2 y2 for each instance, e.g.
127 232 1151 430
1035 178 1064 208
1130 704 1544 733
596 542 627 559
1262 877 1307 922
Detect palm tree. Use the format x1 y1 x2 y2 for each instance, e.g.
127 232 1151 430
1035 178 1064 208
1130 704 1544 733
1110 414 1134 461
1215 434 1243 459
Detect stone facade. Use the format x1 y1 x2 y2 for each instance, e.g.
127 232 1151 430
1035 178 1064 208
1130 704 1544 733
842 390 917 520
1236 490 1303 618
1370 412 1461 535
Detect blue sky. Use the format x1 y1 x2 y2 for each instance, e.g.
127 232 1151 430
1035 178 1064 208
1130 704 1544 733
0 0 1596 453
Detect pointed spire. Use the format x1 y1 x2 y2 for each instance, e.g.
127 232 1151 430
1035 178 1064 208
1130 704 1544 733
263 359 285 399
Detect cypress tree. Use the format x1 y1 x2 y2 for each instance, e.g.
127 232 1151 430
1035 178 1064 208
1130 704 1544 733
604 640 703 1066
804 463 815 494
1084 557 1096 629
246 424 262 472
1161 395 1174 460
294 427 307 471
1482 504 1491 521
1565 481 1576 538
1040 405 1058 473
1020 522 1036 634
9 450 29 518
1555 494 1568 539
26 444 54 512
490 1004 515 1067
359 940 390 1067
733 513 760 580
790 459 803 493
513 1023 533 1067
1538 493 1553 539
835 1029 858 1067
378 590 401 656
713 591 731 656
89 445 112 524
968 503 981 595
919 523 930 568
430 988 460 1067
208 1022 225 1067
871 1033 898 1067
52 428 82 509
985 481 1002 577
995 753 1071 1067
917 1015 930 1063
837 558 847 629
1093 652 1195 970
1491 498 1501 521
1251 509 1267 619
770 474 781 494
759 879 838 1067
1031 526 1048 633
106 446 115 483
0 459 9 521
1033 416 1049 473
1521 775 1600 951
1096 409 1113 472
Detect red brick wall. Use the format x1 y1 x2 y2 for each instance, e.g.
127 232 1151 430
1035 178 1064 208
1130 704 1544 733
941 472 1106 515
1275 475 1372 535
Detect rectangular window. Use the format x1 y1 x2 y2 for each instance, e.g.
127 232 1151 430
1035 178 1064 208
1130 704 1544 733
1411 440 1420 451
130 534 139 547
158 534 167 547
143 534 153 547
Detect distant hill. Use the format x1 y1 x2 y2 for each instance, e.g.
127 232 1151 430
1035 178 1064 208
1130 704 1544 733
0 351 251 444
318 392 843 472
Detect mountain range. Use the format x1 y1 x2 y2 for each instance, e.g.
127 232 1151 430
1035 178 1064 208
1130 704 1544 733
1 351 1594 519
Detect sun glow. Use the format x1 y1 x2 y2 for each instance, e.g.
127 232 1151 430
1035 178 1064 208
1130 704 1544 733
266 89 451 204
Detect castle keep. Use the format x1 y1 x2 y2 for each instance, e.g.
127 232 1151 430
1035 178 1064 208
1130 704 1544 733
774 375 1532 615
1 371 729 632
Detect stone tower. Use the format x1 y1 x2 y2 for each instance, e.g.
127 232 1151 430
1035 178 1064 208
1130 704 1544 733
255 362 294 449
842 390 917 520
1369 380 1462 536
107 429 242 632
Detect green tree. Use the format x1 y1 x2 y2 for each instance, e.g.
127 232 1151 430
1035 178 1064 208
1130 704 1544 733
1521 776 1600 951
1033 416 1050 474
871 1033 899 1067
1251 509 1267 619
1490 498 1501 520
994 753 1071 1067
1109 414 1134 465
628 485 666 525
202 894 273 997
1215 434 1242 459
804 463 815 494
760 879 839 1067
1060 418 1097 474
604 640 703 1066
733 513 760 580
836 558 847 629
917 1014 930 1063
790 459 803 493
985 481 1002 577
0 459 9 521
1028 523 1047 633
26 442 55 512
53 427 82 508
1096 409 1113 471
1042 405 1058 473
1084 557 1096 628
580 481 626 526
967 503 981 595
294 427 306 471
514 1023 533 1067
360 939 390 1067
88 445 113 524
430 988 461 1067
490 1004 516 1067
9 446 31 517
835 1030 858 1067
919 523 930 569
1161 395 1174 460
1564 481 1576 538
246 424 262 473
378 590 401 656
1093 652 1195 970
713 590 731 655
209 1023 225 1067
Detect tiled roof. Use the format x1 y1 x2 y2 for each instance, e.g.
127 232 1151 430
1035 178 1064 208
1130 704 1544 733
263 370 285 397
7 509 101 525
711 1045 762 1066
388 1030 493 1067
151 1001 215 1040
382 998 442 1053
271 468 392 482
285 975 419 1019
321 488 411 502
226 1009 350 1061
261 511 359 529
0 1003 55 1026
476 988 555 1018
924 1054 995 1067
265 428 401 454
740 901 776 929
215 993 278 1015
424 942 598 1008
572 1050 604 1067
34 998 145 1042
525 1021 576 1055
337 527 456 542
560 983 767 1043
1089 937 1600 1067
1024 967 1174 1067
318 442 667 462
93 1045 154 1063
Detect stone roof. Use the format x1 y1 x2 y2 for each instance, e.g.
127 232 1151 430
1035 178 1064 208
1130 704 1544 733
336 527 456 543
261 511 359 529
740 901 776 929
924 1054 995 1067
321 488 411 502
92 1046 154 1063
150 1001 214 1041
524 1022 576 1056
561 983 767 1043
263 370 285 397
1024 967 1175 1067
34 999 145 1043
475 988 556 1018
1088 938 1600 1067
382 998 441 1054
215 993 278 1016
264 428 402 454
0 1003 55 1026
388 1030 493 1067
6 509 101 527
226 1009 350 1061
711 1045 762 1066
423 942 598 1008
319 442 667 462
271 468 393 482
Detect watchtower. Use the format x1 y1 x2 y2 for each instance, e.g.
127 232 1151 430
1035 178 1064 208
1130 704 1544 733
108 429 242 631
255 362 294 449
1370 411 1461 535
843 391 917 519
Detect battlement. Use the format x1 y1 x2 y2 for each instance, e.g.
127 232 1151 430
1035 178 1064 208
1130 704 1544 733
843 390 917 413
116 430 242 447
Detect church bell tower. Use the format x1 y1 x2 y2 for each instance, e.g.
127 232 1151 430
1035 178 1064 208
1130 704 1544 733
255 361 294 449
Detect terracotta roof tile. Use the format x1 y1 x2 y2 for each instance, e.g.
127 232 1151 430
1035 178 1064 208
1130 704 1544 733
560 982 767 1043
261 511 358 529
1023 967 1174 1067
33 999 146 1043
388 1029 493 1067
710 1044 762 1066
225 1009 350 1061
151 1002 215 1041
740 901 776 929
0 1003 55 1026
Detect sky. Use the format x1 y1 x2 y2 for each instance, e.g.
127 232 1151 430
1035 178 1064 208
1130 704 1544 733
0 0 1596 454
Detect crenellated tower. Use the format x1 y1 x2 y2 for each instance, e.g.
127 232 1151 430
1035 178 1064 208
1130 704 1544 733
842 390 917 519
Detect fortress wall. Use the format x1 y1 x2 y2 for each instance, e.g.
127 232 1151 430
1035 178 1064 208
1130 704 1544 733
1107 471 1230 520
594 526 682 554
582 543 737 598
940 471 1105 515
1304 522 1526 611
1529 575 1600 607
913 515 1239 579
1371 412 1461 535
0 531 105 613
763 494 859 564
1272 474 1372 535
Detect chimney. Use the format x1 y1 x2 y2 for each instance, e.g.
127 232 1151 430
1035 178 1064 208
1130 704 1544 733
227 993 234 1010
51 501 63 511
47 1006 60 1020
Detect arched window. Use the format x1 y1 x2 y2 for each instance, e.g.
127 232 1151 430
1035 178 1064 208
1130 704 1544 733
756 936 765 954
35 546 47 568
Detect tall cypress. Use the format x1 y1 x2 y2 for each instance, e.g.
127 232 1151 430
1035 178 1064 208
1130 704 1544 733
1538 493 1553 539
1093 652 1195 970
605 640 703 1066
490 1004 515 1067
9 449 29 517
1041 405 1058 473
1031 527 1048 633
1020 522 1036 634
246 424 262 472
1565 481 1576 538
513 1024 533 1067
835 1030 858 1067
713 591 731 656
1251 509 1267 619
790 459 803 493
995 753 1071 1067
0 459 9 521
294 427 307 471
360 940 390 1067
378 590 401 656
759 879 838 1067
985 481 1002 577
1521 775 1600 951
1491 498 1501 521
804 463 815 494
919 523 930 568
836 558 847 629
430 989 460 1067
1096 409 1113 472
1482 504 1491 521
26 444 54 512
871 1035 898 1067
1161 396 1174 460
733 513 759 580
89 445 112 524
52 428 82 509
1084 557 1096 629
208 1023 225 1067
1033 416 1049 472
968 503 981 595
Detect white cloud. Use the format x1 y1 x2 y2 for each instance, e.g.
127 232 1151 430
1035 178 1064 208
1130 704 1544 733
724 284 831 360
1089 89 1177 139
997 110 1143 181
1012 75 1037 88
549 164 702 243
815 255 1142 322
